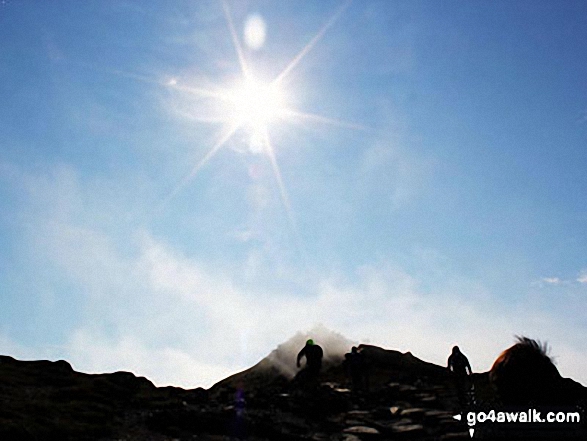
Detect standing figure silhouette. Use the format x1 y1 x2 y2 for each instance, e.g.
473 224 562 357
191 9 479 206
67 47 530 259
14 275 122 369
447 345 472 406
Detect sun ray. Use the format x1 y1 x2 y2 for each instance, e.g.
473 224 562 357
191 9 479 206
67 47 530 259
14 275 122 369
222 0 250 79
273 0 352 86
281 108 370 132
169 81 228 101
70 60 231 106
262 128 310 263
172 110 227 124
261 128 298 233
158 122 241 212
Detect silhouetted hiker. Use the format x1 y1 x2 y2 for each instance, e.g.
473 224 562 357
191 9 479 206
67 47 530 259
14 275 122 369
448 346 472 376
295 339 323 384
344 346 367 392
447 346 472 406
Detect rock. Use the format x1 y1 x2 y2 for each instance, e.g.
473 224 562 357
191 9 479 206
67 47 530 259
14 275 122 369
346 410 371 417
343 425 381 438
334 387 352 394
391 423 425 436
439 433 471 440
341 435 362 441
424 410 452 418
400 407 426 419
389 406 402 416
414 392 438 404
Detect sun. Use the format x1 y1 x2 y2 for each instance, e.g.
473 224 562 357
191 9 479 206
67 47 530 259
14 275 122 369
160 0 358 224
227 76 286 140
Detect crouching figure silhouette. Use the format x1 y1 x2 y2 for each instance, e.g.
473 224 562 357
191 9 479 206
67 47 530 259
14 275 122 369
295 339 323 387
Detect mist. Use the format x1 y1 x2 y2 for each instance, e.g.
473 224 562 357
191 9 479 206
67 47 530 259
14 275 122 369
264 324 356 378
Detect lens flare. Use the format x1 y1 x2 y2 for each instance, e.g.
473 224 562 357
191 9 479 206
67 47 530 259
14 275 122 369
244 14 266 50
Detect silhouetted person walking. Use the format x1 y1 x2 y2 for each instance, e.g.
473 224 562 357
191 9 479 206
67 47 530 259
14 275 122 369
447 345 472 406
296 339 323 385
344 346 367 392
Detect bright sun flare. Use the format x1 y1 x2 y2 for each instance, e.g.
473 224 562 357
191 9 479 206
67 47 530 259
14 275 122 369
161 1 357 224
228 77 285 136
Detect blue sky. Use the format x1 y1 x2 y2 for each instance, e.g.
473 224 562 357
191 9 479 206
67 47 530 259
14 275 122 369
1 0 586 388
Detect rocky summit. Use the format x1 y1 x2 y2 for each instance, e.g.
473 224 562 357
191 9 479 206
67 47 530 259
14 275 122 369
0 338 585 440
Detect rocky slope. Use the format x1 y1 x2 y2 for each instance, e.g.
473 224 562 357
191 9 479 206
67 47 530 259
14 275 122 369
0 337 585 440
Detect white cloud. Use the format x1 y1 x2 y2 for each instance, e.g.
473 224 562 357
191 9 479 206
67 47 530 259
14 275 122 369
23 205 587 387
6 162 587 389
17 220 587 388
535 273 587 286
36 222 566 386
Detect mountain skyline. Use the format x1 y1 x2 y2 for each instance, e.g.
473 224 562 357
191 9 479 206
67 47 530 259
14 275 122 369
1 331 584 440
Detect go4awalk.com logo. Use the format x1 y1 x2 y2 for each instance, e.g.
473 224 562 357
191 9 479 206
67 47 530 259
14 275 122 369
453 407 583 438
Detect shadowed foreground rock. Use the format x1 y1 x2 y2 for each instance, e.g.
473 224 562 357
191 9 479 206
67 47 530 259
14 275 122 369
1 340 585 440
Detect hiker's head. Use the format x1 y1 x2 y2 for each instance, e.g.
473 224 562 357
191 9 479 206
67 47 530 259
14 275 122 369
490 336 560 405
